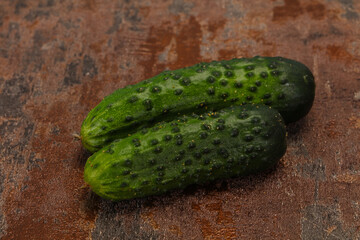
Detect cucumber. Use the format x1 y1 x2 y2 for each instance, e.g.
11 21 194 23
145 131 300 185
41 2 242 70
81 56 314 153
84 104 287 201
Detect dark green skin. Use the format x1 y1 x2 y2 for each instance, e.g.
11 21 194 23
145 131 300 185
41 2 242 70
81 56 314 152
84 105 287 201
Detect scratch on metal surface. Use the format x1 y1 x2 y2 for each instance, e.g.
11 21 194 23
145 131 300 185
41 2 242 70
313 54 319 84
325 80 332 97
334 173 360 184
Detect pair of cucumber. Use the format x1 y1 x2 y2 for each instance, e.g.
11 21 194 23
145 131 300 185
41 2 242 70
81 56 315 201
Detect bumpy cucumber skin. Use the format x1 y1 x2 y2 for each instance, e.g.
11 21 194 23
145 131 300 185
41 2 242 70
81 56 314 152
84 105 287 201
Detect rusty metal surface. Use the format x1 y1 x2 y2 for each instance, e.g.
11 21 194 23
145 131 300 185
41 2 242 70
1 0 360 239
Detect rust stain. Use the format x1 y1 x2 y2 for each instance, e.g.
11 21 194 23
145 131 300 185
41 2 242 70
217 28 277 60
246 29 266 44
325 225 337 234
196 218 237 240
83 0 96 11
204 201 234 225
217 210 234 225
174 16 202 68
79 78 103 110
137 21 174 78
207 19 226 41
139 16 202 78
192 200 236 239
273 0 304 21
246 29 277 56
168 224 183 237
349 116 360 129
326 45 357 64
305 2 326 20
89 39 107 54
312 44 360 66
141 210 160 230
138 6 151 19
25 19 40 30
98 55 112 75
335 174 360 184
191 202 201 211
197 218 215 239
324 120 339 138
204 202 222 212
261 49 277 57
218 49 239 60
273 0 326 21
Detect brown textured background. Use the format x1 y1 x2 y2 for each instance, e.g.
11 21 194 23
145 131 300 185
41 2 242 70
1 0 360 239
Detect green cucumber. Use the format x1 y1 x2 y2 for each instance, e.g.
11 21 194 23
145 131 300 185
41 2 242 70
84 104 286 201
81 56 314 152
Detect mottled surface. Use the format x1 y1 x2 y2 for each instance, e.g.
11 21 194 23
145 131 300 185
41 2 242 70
0 0 359 239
